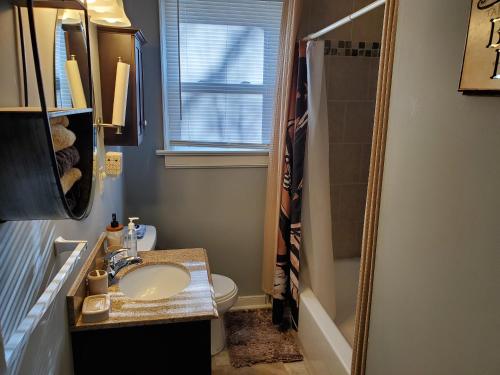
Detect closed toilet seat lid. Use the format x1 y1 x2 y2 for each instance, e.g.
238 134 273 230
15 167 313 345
212 274 237 301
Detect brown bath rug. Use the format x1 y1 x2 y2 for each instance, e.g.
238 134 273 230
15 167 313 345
225 308 303 368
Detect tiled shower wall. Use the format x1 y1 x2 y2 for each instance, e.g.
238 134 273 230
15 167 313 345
327 49 379 258
301 0 383 259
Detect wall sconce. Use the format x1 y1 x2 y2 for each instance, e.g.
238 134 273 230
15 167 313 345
95 57 130 134
65 55 88 109
86 0 131 28
60 9 83 25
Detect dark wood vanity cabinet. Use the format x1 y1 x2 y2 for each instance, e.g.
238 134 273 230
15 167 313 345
98 26 147 146
72 321 211 374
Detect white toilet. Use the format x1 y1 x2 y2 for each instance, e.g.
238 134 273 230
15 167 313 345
211 273 238 355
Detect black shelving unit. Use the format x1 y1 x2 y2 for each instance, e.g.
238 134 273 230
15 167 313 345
0 0 95 221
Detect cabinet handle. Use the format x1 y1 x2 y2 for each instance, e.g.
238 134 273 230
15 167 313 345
144 120 147 127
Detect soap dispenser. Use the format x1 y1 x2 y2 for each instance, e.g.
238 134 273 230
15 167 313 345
106 213 124 247
124 217 139 257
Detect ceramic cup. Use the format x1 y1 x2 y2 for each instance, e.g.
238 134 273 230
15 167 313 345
87 269 108 295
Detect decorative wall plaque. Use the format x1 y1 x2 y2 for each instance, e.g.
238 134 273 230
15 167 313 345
460 0 500 93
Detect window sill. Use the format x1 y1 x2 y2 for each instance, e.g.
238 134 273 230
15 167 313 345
155 149 269 169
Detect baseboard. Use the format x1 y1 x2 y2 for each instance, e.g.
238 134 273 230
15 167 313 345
230 294 271 311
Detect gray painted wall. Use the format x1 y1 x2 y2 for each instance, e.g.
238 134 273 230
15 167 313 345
0 178 124 375
122 0 267 296
366 1 500 374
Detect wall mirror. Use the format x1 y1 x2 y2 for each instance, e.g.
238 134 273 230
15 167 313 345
54 9 91 110
52 9 100 169
0 4 97 221
27 7 112 183
17 7 93 113
52 7 111 192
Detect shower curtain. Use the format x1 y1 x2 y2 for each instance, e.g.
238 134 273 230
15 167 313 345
272 40 336 328
272 41 308 328
302 40 336 319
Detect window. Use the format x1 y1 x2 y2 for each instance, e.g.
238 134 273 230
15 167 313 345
54 24 73 108
159 0 283 153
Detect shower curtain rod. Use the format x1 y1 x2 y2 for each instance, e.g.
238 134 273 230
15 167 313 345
303 0 386 41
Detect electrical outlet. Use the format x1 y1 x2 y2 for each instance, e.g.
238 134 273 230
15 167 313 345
105 151 122 176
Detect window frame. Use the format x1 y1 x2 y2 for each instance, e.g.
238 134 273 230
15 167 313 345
157 0 282 167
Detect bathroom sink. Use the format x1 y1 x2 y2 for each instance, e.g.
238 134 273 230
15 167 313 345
119 263 191 300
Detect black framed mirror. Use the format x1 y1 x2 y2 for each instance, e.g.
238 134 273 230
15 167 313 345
54 10 91 110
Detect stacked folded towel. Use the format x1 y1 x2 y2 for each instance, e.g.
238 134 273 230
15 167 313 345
50 116 82 206
50 116 69 128
51 124 76 152
56 146 80 176
60 168 82 194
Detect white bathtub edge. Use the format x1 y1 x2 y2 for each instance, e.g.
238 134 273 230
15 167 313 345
298 288 352 375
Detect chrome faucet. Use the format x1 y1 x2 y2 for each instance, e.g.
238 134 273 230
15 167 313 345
105 248 142 284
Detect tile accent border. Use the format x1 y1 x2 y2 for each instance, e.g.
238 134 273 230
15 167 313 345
324 40 381 57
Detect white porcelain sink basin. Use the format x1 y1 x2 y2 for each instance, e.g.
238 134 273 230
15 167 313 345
119 263 191 300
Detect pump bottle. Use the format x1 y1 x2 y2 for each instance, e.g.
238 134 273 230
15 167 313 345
124 217 139 257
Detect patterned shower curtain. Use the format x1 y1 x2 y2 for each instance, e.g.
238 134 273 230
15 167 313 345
272 41 308 329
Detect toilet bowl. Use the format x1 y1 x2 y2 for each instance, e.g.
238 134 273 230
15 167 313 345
211 274 238 355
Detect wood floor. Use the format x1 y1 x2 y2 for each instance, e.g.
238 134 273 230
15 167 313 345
212 349 310 374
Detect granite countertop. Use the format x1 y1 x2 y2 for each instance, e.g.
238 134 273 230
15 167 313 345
70 248 218 332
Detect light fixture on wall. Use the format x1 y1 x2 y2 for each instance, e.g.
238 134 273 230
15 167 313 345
86 0 131 28
60 9 83 25
95 56 130 134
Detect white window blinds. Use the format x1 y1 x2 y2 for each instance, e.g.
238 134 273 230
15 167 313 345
160 0 283 150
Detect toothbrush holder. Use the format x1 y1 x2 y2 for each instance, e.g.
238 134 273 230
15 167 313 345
87 269 108 295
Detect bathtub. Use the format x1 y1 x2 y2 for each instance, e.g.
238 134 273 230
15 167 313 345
298 288 352 375
298 256 361 375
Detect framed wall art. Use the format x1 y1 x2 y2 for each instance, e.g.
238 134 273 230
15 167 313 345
460 0 500 93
